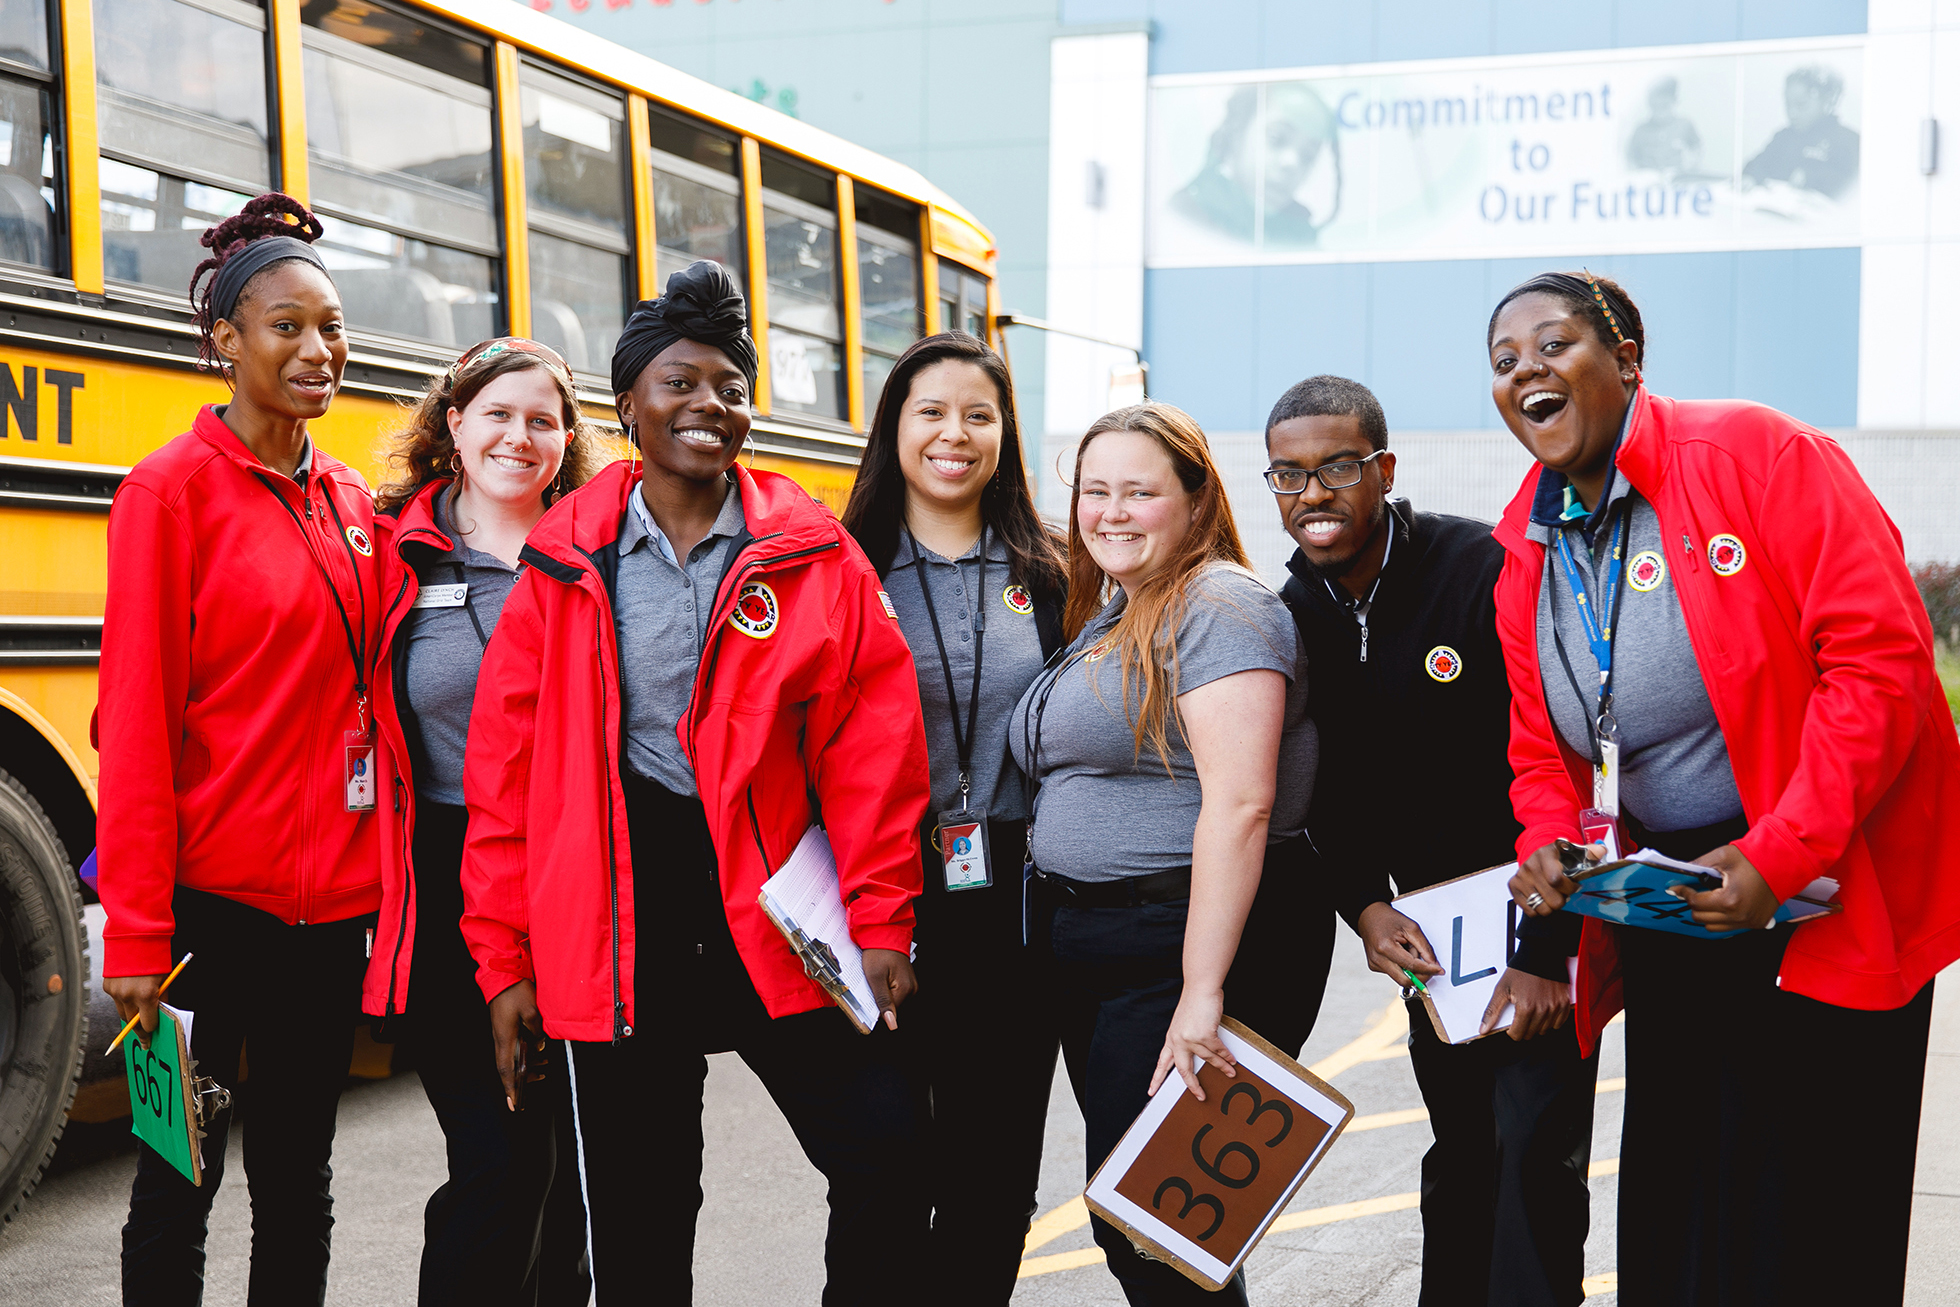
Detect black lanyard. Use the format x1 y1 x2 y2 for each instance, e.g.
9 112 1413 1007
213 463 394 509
254 471 371 729
449 562 492 649
907 530 986 809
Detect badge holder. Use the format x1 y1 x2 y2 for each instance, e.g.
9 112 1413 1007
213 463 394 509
933 775 992 892
344 718 376 813
1578 707 1623 859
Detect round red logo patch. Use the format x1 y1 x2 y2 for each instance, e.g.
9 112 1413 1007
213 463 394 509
1628 549 1665 593
1707 533 1747 576
1003 583 1034 614
1425 645 1463 683
344 525 373 557
727 580 779 639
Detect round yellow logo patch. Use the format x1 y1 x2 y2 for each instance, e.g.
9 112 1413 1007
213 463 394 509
1707 534 1747 577
1628 550 1665 592
1003 583 1035 615
344 525 373 557
1425 645 1463 683
727 580 779 639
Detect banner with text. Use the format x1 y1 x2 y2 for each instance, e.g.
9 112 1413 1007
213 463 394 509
1146 40 1863 267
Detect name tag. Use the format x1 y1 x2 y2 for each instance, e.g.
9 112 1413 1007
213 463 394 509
413 583 468 609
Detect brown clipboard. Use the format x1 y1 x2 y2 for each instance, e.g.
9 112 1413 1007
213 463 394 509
1082 1017 1356 1292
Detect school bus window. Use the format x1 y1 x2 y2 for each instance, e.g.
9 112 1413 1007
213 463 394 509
95 0 270 294
645 103 743 289
855 186 922 417
0 0 54 274
301 0 500 347
760 149 843 422
938 258 990 342
520 62 629 375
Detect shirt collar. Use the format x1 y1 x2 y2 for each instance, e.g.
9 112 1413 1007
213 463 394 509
893 524 1008 569
1526 403 1635 542
1321 506 1397 613
623 475 744 567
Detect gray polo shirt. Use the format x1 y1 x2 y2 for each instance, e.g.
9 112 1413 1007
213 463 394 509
401 489 522 805
615 478 745 796
1010 566 1312 882
884 527 1045 823
1531 475 1744 832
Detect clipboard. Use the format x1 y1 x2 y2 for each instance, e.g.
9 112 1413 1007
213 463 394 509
1083 1018 1355 1292
1561 845 1843 938
124 1005 203 1185
757 825 880 1034
1391 862 1578 1045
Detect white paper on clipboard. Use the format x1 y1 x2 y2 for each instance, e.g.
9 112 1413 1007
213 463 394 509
1393 863 1578 1044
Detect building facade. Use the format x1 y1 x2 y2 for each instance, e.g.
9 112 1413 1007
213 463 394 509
535 0 1957 572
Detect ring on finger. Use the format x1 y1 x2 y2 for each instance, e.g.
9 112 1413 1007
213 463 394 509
1525 891 1545 910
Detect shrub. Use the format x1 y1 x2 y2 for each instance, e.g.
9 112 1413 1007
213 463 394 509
1916 562 1960 648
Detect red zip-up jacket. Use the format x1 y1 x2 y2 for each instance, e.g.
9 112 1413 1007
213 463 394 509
1495 388 1960 1056
360 478 451 1019
459 461 929 1040
98 406 384 977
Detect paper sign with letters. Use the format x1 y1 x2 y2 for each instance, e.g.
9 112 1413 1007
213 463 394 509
1084 1018 1353 1291
1393 864 1577 1045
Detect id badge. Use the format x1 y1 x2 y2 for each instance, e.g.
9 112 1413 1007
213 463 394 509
935 808 991 892
1578 807 1623 860
1591 737 1620 819
344 729 376 812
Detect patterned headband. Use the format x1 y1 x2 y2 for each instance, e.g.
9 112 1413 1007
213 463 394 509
1580 268 1628 347
445 337 573 388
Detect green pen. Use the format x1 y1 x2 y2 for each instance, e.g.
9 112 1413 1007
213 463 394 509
1400 968 1430 995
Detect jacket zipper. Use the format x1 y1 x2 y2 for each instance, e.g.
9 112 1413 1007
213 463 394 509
1357 613 1370 663
383 775 412 1017
745 786 772 869
597 605 628 1041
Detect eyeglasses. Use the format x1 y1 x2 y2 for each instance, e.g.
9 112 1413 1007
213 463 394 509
1263 449 1388 495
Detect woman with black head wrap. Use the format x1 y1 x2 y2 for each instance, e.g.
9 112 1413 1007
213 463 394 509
458 260 933 1300
98 194 383 1302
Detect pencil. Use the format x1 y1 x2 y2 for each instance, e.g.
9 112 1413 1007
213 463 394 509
106 953 193 1055
1400 967 1430 995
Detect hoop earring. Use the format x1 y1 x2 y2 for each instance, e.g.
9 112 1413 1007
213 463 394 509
743 433 755 468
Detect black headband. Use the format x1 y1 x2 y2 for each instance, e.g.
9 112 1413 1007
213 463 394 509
611 259 759 398
211 236 330 322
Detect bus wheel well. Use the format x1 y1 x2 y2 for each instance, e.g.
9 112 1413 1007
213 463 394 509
0 708 94 894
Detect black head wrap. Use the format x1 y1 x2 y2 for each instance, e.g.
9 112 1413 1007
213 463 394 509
210 236 330 323
611 259 759 399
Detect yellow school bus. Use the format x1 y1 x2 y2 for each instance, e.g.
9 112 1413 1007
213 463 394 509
0 0 998 1217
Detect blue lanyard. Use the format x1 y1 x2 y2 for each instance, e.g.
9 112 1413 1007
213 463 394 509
1552 508 1628 722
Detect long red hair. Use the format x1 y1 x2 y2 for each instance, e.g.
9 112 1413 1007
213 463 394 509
1064 403 1253 773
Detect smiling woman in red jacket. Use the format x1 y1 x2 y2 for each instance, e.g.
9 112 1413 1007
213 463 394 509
458 261 931 1302
1489 271 1960 1307
98 195 382 1303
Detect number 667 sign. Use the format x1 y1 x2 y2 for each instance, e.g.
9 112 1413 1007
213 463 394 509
1085 1018 1355 1291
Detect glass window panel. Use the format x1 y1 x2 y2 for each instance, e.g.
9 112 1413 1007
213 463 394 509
0 0 48 71
854 185 917 247
521 65 625 236
767 328 840 421
303 23 494 249
857 235 918 355
96 0 269 192
652 166 742 289
0 74 53 269
301 0 483 86
316 214 499 347
759 149 833 211
528 229 626 377
101 159 252 292
647 104 737 175
863 349 900 424
763 206 838 340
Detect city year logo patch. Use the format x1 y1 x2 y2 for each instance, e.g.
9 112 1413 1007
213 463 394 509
1083 637 1114 664
1425 645 1464 683
344 524 373 557
728 580 779 639
1003 583 1034 614
1628 550 1666 592
1707 534 1747 577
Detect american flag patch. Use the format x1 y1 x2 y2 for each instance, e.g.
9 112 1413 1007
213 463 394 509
877 589 898 620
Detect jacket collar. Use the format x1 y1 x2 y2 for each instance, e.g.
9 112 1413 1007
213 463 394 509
384 477 455 557
520 459 839 581
1496 386 1661 558
192 403 342 486
1283 496 1415 613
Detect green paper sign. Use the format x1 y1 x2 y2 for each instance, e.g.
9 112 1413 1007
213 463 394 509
125 1007 198 1185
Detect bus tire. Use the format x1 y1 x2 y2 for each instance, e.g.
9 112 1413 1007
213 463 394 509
0 766 87 1223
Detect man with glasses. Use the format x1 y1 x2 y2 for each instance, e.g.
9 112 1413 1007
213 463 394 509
1267 376 1599 1307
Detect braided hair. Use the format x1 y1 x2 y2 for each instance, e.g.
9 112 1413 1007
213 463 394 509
188 193 329 375
1486 270 1646 371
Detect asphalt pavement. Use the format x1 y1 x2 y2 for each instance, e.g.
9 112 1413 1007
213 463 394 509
2 922 1953 1304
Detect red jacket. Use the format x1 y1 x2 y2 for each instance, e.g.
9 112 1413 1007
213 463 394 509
459 461 929 1040
1495 388 1960 1056
98 406 384 977
360 478 452 1019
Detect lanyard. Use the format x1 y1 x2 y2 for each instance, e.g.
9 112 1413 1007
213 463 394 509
255 472 371 731
907 531 986 811
1550 506 1628 754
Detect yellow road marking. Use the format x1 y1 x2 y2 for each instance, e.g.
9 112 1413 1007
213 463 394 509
1022 1196 1087 1255
1306 1001 1410 1080
1583 1271 1620 1295
1346 1075 1627 1133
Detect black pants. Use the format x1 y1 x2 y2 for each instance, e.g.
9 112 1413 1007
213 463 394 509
564 774 926 1304
1224 836 1335 1059
1042 886 1256 1307
406 801 590 1307
1615 821 1936 1307
121 887 372 1307
906 818 1058 1305
1405 1004 1598 1307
